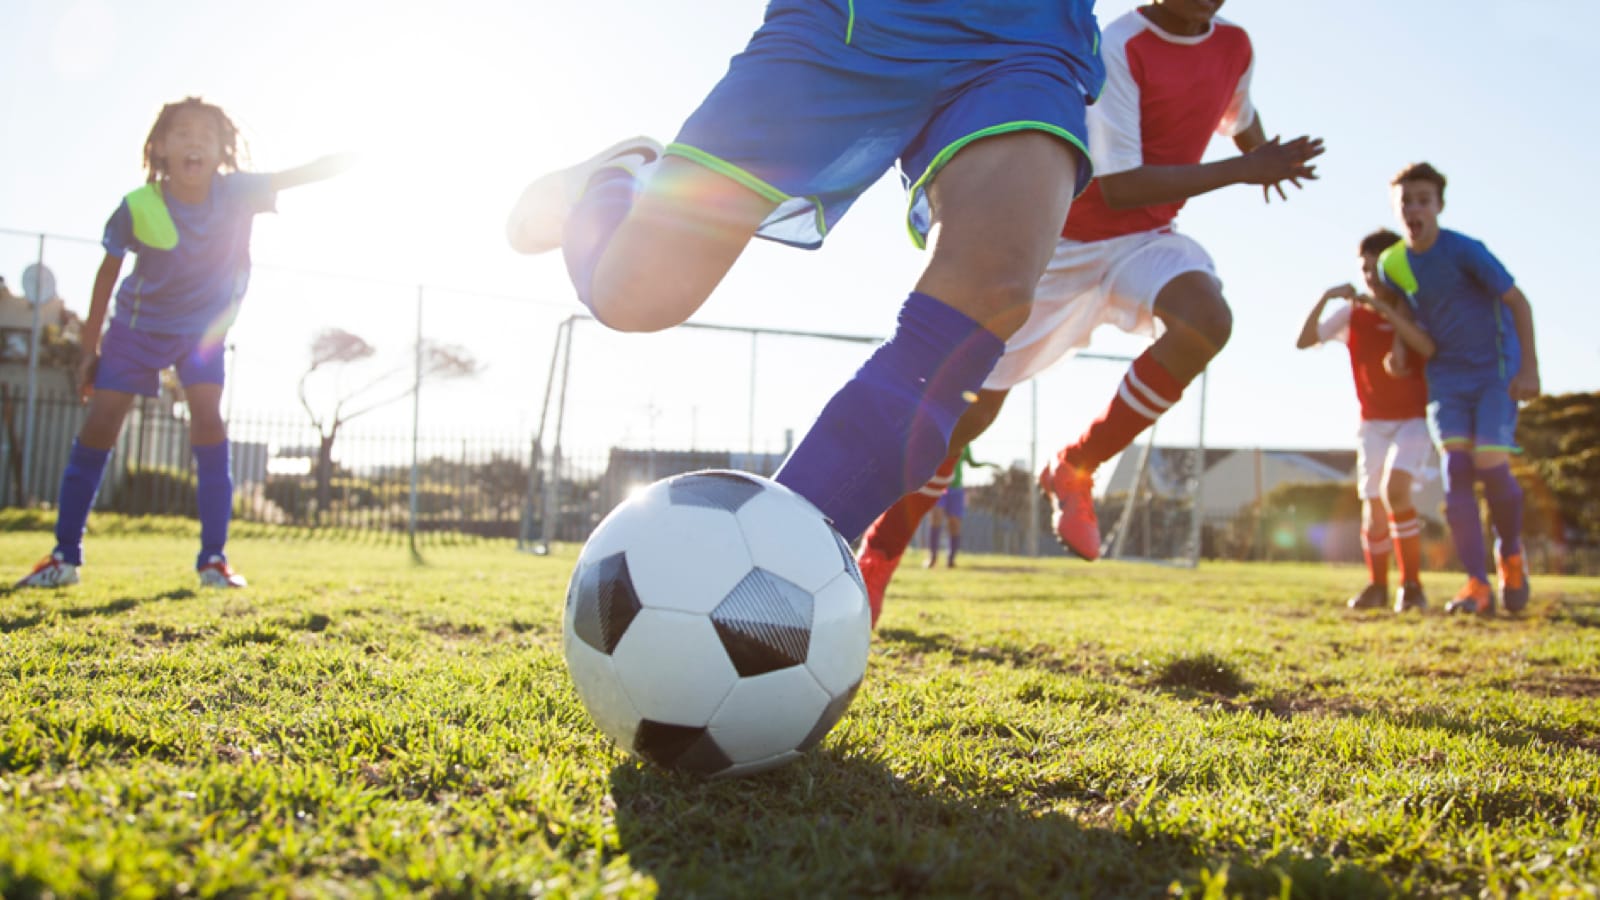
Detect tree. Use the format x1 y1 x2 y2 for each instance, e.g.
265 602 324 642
1514 392 1600 548
297 328 481 522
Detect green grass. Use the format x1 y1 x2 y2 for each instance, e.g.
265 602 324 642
2 528 1597 898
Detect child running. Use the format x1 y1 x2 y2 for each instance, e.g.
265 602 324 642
1297 228 1435 613
855 0 1324 623
1377 162 1540 615
16 97 351 589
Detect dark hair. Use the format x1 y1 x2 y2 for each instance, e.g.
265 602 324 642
1359 228 1402 257
1390 162 1446 202
142 97 246 183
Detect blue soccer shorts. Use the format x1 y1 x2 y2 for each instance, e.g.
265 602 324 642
936 485 967 518
94 320 226 397
669 8 1096 250
1427 369 1520 453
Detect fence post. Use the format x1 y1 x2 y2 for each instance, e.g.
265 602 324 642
21 234 46 504
409 284 423 561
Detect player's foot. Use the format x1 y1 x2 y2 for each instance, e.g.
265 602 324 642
505 136 664 255
1346 583 1388 610
1039 459 1100 560
924 556 937 569
1498 553 1530 614
1444 577 1494 616
198 555 247 588
15 552 78 588
857 546 902 628
1394 581 1428 613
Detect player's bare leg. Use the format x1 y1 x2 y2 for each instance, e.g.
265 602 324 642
1385 468 1428 612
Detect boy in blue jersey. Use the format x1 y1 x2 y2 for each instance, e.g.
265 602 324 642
506 1 1103 547
1378 162 1540 615
15 97 350 589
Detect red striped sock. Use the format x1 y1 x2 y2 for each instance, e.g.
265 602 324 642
1390 508 1422 583
1061 349 1186 472
1362 526 1392 586
861 452 959 559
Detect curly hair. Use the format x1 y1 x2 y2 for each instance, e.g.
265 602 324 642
141 96 247 183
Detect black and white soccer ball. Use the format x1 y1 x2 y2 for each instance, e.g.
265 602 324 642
563 470 871 778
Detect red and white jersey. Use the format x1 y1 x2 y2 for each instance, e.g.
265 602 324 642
1062 11 1256 243
1317 303 1429 422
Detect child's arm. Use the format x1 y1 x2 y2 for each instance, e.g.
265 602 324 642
1098 111 1323 210
1296 284 1354 349
1501 286 1540 400
77 253 123 402
1369 282 1435 361
270 153 358 192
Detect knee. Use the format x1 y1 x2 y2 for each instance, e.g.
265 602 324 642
1385 478 1412 512
588 269 701 334
1158 282 1232 360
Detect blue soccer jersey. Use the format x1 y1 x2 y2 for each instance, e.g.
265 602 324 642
1379 229 1518 380
101 172 277 336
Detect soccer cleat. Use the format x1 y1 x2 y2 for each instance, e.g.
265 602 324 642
1498 553 1530 614
505 136 664 255
857 546 903 629
1038 460 1101 560
198 555 247 588
1444 578 1494 616
15 552 78 588
1394 581 1428 613
1346 583 1388 610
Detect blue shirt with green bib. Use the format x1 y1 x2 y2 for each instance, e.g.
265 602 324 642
101 172 277 336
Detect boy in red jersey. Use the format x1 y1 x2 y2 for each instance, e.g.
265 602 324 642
1297 229 1435 613
855 0 1324 624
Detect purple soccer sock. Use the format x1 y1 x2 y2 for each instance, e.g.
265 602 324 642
948 532 961 565
562 169 637 314
1478 463 1525 558
1443 450 1489 583
193 440 233 567
53 439 112 566
928 523 943 564
776 292 1004 542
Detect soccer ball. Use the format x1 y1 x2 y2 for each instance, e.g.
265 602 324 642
563 470 871 778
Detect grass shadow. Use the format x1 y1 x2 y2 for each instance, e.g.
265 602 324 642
609 751 1396 897
0 588 197 633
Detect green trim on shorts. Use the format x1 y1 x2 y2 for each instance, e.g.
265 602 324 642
903 122 1092 250
1475 444 1522 454
664 142 829 243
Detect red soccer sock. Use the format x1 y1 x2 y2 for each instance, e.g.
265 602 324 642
1390 508 1422 584
1362 527 1393 587
1060 349 1186 472
861 452 960 559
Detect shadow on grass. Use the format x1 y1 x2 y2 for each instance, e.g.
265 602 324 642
0 588 196 633
609 751 1395 897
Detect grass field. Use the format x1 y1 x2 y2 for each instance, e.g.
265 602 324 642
2 520 1598 898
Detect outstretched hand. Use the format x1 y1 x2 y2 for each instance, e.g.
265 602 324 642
1242 135 1325 203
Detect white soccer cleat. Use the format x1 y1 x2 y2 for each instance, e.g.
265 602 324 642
505 136 664 255
15 552 79 588
197 555 248 588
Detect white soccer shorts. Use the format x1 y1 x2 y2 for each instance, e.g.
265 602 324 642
1356 417 1432 500
983 227 1219 391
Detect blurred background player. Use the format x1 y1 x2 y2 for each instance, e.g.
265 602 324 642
924 445 997 569
505 2 1104 554
856 0 1323 623
1377 162 1541 615
15 97 351 589
1297 228 1435 613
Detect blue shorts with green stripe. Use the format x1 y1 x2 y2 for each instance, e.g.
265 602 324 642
669 7 1098 250
1426 366 1520 452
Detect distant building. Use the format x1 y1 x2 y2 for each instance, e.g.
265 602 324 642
1102 444 1444 523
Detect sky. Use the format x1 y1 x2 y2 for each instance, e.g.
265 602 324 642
1 0 1596 476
